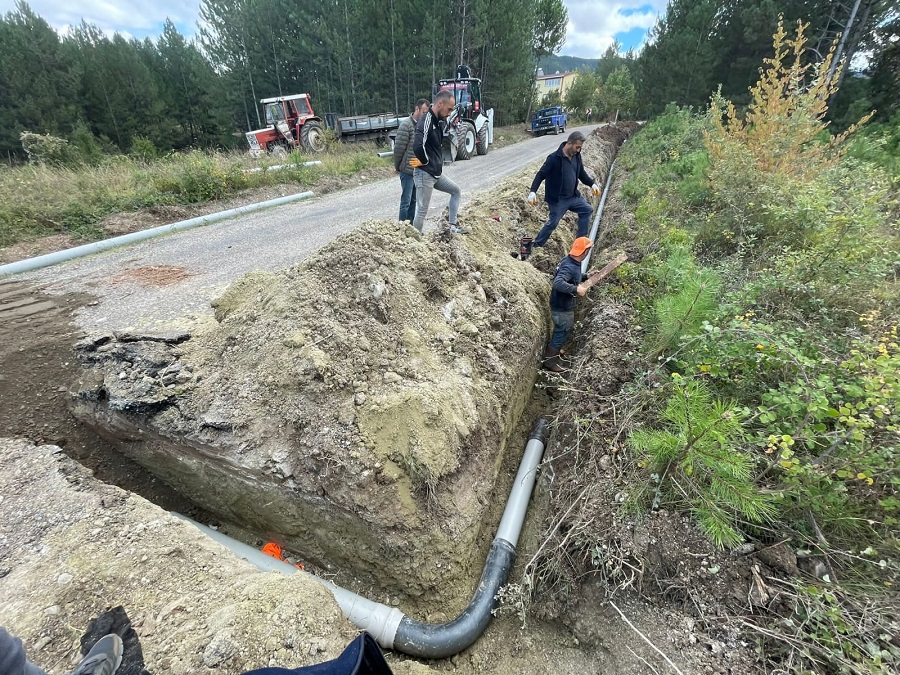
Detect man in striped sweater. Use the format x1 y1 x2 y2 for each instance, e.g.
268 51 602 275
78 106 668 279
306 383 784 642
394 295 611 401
410 91 468 234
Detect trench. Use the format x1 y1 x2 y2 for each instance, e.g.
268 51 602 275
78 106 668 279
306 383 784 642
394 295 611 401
3 125 632 662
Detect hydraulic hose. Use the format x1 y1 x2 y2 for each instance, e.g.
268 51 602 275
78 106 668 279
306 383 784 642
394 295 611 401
173 417 551 659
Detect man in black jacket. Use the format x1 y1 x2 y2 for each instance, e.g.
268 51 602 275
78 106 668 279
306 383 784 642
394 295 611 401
410 91 467 234
525 131 600 254
393 98 429 223
544 236 601 372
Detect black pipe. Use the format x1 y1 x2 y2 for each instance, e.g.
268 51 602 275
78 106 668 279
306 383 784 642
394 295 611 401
392 538 517 659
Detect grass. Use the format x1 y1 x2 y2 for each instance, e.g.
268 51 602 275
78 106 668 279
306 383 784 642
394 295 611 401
0 124 534 255
0 143 389 250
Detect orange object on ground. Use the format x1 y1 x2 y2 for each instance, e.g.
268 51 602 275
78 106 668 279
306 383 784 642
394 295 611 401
262 542 285 560
262 541 305 570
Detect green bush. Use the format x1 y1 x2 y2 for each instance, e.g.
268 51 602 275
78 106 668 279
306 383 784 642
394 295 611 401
630 377 777 548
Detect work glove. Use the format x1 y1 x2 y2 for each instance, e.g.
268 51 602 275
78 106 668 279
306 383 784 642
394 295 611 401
591 184 601 197
408 158 423 168
526 191 537 206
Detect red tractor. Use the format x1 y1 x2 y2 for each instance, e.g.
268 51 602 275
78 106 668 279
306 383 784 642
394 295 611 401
245 94 327 156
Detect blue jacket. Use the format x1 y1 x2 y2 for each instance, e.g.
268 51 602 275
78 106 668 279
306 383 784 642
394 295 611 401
550 255 587 312
530 142 595 204
413 107 446 178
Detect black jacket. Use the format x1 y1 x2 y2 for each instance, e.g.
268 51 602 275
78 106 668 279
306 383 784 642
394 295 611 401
530 143 595 204
413 107 445 178
550 255 587 312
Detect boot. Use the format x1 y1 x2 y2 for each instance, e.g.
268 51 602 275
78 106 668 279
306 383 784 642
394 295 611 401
519 236 534 260
542 347 565 373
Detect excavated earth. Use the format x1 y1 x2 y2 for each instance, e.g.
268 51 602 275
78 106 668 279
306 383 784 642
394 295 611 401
61 127 634 612
3 125 745 674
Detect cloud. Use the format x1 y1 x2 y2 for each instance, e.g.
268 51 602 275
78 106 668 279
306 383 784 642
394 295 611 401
561 0 668 57
0 0 196 39
3 0 668 56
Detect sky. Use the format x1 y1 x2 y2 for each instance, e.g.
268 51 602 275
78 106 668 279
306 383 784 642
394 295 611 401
0 0 664 58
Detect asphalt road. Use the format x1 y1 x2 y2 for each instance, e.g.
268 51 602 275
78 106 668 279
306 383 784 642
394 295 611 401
22 125 598 333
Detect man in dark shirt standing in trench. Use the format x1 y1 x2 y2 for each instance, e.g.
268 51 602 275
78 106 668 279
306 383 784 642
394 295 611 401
544 236 601 372
523 131 601 257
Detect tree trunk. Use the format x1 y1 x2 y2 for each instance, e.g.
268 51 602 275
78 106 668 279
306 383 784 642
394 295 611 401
390 0 399 114
342 0 357 114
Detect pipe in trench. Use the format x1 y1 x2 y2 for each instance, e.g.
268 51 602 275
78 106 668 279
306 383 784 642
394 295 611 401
173 417 550 659
0 191 315 277
582 158 617 275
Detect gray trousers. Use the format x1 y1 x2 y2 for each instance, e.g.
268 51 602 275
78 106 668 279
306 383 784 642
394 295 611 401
412 168 460 233
0 628 48 675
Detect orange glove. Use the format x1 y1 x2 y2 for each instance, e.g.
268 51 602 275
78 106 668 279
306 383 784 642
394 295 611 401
591 184 601 197
408 158 423 168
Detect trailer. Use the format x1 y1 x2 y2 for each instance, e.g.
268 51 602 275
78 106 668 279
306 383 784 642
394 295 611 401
324 112 402 144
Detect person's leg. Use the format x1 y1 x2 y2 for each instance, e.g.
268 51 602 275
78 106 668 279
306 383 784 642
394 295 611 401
533 202 566 247
398 172 414 222
412 170 435 233
549 311 575 349
571 196 594 237
408 183 416 223
432 175 461 224
0 628 51 675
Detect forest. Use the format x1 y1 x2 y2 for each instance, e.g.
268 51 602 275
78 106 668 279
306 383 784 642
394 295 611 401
0 0 897 160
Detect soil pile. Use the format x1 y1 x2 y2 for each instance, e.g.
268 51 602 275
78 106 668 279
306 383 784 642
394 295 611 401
70 211 552 605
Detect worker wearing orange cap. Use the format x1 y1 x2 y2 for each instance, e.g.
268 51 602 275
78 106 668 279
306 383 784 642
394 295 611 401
544 236 601 372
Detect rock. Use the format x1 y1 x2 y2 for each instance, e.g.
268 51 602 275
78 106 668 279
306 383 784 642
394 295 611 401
383 371 402 384
202 630 238 668
113 330 190 344
354 393 367 406
56 573 73 585
74 334 114 352
755 542 799 576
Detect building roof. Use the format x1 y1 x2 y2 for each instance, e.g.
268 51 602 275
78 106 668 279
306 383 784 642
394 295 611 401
536 71 577 81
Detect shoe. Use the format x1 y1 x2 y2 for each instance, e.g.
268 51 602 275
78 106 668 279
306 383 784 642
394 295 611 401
448 222 471 234
542 347 565 373
70 634 123 675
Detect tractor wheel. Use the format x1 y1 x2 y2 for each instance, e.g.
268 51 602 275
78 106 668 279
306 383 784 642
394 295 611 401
476 123 489 155
301 121 327 153
456 123 476 160
271 143 288 158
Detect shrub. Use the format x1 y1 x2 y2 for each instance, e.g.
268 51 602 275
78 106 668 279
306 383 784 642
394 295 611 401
630 377 777 548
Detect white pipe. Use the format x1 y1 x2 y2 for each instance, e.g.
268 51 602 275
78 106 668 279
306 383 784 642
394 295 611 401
0 191 315 277
582 159 617 274
376 151 393 158
495 436 546 547
245 161 322 173
170 514 404 647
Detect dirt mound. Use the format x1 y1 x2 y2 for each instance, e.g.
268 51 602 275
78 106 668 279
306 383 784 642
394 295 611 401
71 217 550 606
68 126 633 610
0 438 358 674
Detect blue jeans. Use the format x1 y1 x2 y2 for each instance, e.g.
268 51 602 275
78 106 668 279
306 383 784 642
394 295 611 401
398 172 416 223
550 310 575 349
534 195 594 246
412 169 461 233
